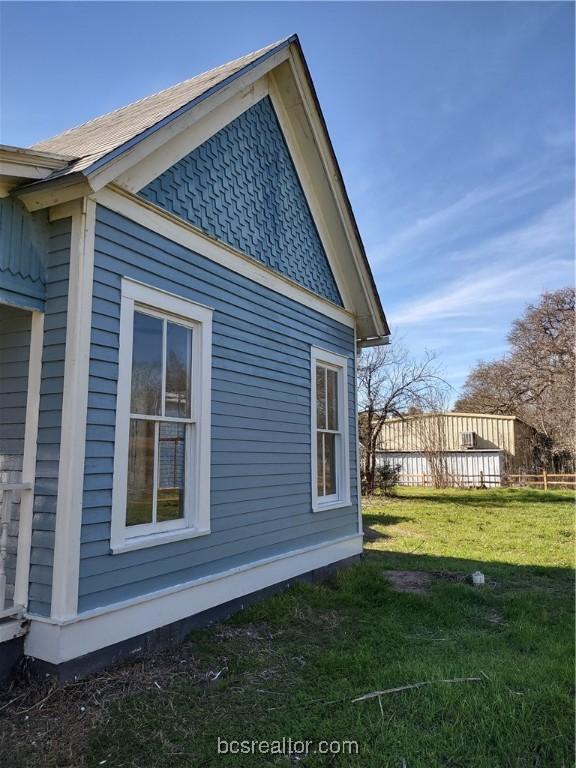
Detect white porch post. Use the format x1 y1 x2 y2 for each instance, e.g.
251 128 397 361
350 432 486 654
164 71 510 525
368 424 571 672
13 311 44 609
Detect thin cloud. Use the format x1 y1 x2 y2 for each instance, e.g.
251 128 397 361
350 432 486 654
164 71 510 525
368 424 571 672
447 197 573 263
369 160 571 266
389 197 574 326
392 257 573 326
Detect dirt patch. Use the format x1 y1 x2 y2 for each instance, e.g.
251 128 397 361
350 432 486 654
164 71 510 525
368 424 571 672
384 570 434 594
383 570 465 594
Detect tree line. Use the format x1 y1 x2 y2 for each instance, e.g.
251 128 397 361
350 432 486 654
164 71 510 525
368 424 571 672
359 287 575 492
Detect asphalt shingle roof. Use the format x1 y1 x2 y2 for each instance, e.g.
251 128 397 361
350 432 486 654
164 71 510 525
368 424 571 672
31 38 291 177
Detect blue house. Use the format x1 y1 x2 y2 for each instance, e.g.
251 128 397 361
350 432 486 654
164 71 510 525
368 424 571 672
0 36 389 679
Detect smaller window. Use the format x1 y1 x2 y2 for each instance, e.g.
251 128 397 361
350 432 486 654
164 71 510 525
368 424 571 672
311 347 351 512
111 279 212 553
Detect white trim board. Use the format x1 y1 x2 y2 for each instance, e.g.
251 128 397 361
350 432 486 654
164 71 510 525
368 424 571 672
310 347 351 513
50 199 96 621
115 78 269 194
0 618 27 644
110 278 213 553
278 54 387 339
93 187 355 329
354 326 363 536
88 48 291 193
267 75 354 312
25 534 363 664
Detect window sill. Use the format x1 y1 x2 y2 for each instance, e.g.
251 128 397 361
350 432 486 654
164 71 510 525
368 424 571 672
111 526 211 554
312 499 351 513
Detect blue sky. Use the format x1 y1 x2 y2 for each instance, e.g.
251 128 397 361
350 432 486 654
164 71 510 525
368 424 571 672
1 2 574 396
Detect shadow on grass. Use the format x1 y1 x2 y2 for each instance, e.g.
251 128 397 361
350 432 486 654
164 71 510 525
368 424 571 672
391 489 574 508
362 513 412 542
361 547 575 591
362 513 412 526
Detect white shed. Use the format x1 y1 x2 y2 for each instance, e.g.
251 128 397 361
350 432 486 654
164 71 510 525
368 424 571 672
377 450 505 487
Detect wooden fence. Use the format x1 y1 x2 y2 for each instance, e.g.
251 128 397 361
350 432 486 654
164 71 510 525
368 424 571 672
395 472 576 490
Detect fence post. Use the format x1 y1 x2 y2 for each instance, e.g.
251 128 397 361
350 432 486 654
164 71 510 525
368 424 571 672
543 471 548 491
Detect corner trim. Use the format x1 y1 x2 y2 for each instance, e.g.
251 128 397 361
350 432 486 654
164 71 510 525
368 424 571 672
50 199 96 621
25 534 363 664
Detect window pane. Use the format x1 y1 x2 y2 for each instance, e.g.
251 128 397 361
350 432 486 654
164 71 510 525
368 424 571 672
324 433 337 496
126 419 155 526
157 422 186 522
131 312 162 415
327 369 338 430
316 365 326 429
165 322 192 418
316 433 324 496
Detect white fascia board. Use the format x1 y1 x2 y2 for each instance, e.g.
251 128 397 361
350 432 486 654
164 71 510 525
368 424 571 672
25 534 363 664
0 148 73 190
0 161 60 181
267 77 354 312
93 186 355 330
17 179 94 213
286 51 387 340
115 78 269 194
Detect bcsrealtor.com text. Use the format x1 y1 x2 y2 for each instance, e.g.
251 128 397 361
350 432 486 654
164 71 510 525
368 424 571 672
217 737 360 756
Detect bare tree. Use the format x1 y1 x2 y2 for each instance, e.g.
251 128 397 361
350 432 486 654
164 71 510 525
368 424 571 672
358 342 449 492
415 393 453 488
456 288 575 470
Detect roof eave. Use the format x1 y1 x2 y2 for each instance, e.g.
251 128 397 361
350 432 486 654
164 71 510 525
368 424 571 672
0 145 78 197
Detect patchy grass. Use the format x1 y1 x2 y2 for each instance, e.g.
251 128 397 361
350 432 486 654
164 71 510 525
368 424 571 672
1 488 574 767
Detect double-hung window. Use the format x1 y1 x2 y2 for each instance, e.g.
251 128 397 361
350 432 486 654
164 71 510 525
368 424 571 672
111 279 212 553
311 347 350 512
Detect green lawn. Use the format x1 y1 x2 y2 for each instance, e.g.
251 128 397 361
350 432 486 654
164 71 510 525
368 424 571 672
4 488 575 767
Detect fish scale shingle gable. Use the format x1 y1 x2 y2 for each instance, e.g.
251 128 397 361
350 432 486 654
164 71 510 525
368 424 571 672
139 97 343 305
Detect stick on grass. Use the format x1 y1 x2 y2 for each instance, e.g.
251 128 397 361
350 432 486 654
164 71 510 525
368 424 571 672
352 676 484 702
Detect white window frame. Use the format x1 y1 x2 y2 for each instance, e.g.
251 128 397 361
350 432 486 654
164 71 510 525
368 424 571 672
111 278 212 553
311 347 351 512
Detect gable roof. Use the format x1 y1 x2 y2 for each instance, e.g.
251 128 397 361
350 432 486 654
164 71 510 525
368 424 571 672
31 38 291 180
15 35 389 341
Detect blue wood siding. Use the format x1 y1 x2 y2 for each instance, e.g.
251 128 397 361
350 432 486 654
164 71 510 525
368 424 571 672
27 218 71 616
139 97 342 307
0 305 31 607
0 197 49 310
78 205 357 612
